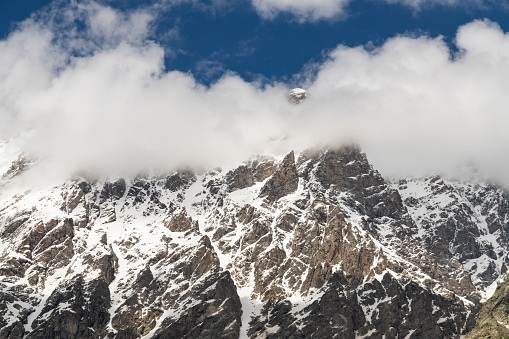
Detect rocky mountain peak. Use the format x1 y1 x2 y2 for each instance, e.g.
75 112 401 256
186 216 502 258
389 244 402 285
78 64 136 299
288 88 308 104
259 150 298 202
0 142 508 338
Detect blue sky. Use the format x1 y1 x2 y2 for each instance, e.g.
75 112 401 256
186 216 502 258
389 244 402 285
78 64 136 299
2 0 509 84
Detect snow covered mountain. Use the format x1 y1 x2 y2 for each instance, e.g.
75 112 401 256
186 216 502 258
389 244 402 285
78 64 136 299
1 142 509 338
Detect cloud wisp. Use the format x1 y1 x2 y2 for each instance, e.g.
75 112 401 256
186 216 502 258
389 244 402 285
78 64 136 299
251 0 505 22
2 3 509 184
251 0 352 22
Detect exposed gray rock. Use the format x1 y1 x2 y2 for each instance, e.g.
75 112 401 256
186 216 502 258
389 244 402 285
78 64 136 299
288 88 308 104
259 151 298 202
27 277 111 339
153 271 242 339
226 165 254 192
1 144 507 339
165 170 195 192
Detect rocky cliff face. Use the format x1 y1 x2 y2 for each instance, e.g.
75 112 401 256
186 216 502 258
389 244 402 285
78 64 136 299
0 143 508 338
397 176 509 300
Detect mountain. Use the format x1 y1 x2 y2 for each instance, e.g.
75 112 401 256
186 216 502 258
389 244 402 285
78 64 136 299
466 274 509 338
1 142 509 338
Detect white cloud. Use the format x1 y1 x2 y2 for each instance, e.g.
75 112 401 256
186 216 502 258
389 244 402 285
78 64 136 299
379 0 482 11
250 0 501 22
84 3 154 45
0 2 290 176
251 0 351 22
295 19 509 181
3 4 509 184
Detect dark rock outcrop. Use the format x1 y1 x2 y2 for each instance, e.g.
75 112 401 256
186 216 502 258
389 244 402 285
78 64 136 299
153 271 242 339
259 151 298 202
27 277 111 339
0 285 32 339
250 272 475 339
165 170 195 192
227 165 254 191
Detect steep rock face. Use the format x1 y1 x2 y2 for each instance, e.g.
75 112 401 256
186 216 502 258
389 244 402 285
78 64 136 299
152 271 242 339
249 273 365 339
0 173 242 338
227 166 254 192
109 230 222 338
302 145 407 222
1 143 508 338
27 277 110 339
1 155 32 181
259 151 298 202
0 285 32 339
165 170 195 192
3 217 76 289
201 146 478 337
397 176 509 299
249 272 475 339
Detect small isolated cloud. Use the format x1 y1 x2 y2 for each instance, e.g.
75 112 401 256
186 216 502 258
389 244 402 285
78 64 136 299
251 0 352 22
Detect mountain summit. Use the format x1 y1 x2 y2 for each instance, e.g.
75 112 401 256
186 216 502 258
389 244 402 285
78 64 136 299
288 88 308 104
0 143 508 338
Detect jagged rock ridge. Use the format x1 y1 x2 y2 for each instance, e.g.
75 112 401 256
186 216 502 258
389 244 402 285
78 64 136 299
0 143 508 338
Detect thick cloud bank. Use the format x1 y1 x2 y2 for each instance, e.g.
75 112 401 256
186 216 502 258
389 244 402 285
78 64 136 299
2 3 509 183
